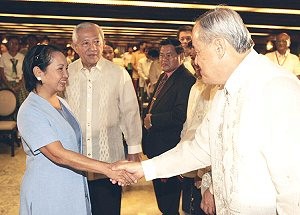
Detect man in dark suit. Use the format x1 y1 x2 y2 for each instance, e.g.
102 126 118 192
142 38 196 215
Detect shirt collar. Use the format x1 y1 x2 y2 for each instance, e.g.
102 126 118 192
79 57 105 72
276 49 290 57
224 48 258 97
164 64 183 78
165 71 174 78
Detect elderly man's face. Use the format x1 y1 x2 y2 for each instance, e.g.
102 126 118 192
73 25 103 69
275 33 290 54
192 25 222 85
159 44 181 73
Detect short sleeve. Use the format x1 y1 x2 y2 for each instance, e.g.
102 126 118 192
17 105 59 155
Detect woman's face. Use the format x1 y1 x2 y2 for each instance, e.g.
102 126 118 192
0 44 8 54
40 51 69 94
102 45 114 61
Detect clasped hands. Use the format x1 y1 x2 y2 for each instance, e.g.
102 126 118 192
107 160 145 186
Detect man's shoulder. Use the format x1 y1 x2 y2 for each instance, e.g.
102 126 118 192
1 52 10 59
288 52 300 61
265 51 275 56
138 56 147 63
173 65 196 87
133 50 141 55
68 59 82 72
69 58 81 65
265 51 276 60
16 52 25 59
104 58 124 70
179 65 196 79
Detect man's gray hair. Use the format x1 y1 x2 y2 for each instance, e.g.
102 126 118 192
194 6 254 53
72 22 104 43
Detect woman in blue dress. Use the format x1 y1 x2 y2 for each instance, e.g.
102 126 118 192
17 45 136 215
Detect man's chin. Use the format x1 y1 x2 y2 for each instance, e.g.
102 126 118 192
88 59 99 65
201 76 214 85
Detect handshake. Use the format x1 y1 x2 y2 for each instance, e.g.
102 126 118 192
107 160 145 186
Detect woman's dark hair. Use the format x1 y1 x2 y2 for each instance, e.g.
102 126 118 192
105 41 114 49
22 44 62 92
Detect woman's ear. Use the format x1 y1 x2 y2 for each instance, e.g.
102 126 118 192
33 66 42 80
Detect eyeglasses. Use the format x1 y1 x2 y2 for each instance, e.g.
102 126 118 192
79 40 102 48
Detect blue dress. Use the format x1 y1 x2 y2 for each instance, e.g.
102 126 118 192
17 92 91 215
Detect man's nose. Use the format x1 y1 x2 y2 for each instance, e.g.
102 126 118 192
90 43 98 50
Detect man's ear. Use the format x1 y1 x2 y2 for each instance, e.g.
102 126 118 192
213 38 225 59
178 52 185 62
286 38 291 47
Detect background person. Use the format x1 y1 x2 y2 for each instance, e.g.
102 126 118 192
19 34 39 55
65 22 142 215
180 41 219 215
177 25 195 75
0 36 28 109
146 47 161 98
122 46 133 76
65 46 76 64
102 41 115 62
131 40 148 93
0 43 8 57
18 44 134 215
40 35 50 45
102 41 124 67
265 32 300 78
142 38 195 215
137 47 152 108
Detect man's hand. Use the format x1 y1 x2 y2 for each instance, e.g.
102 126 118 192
143 113 152 130
200 189 215 215
110 160 144 185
